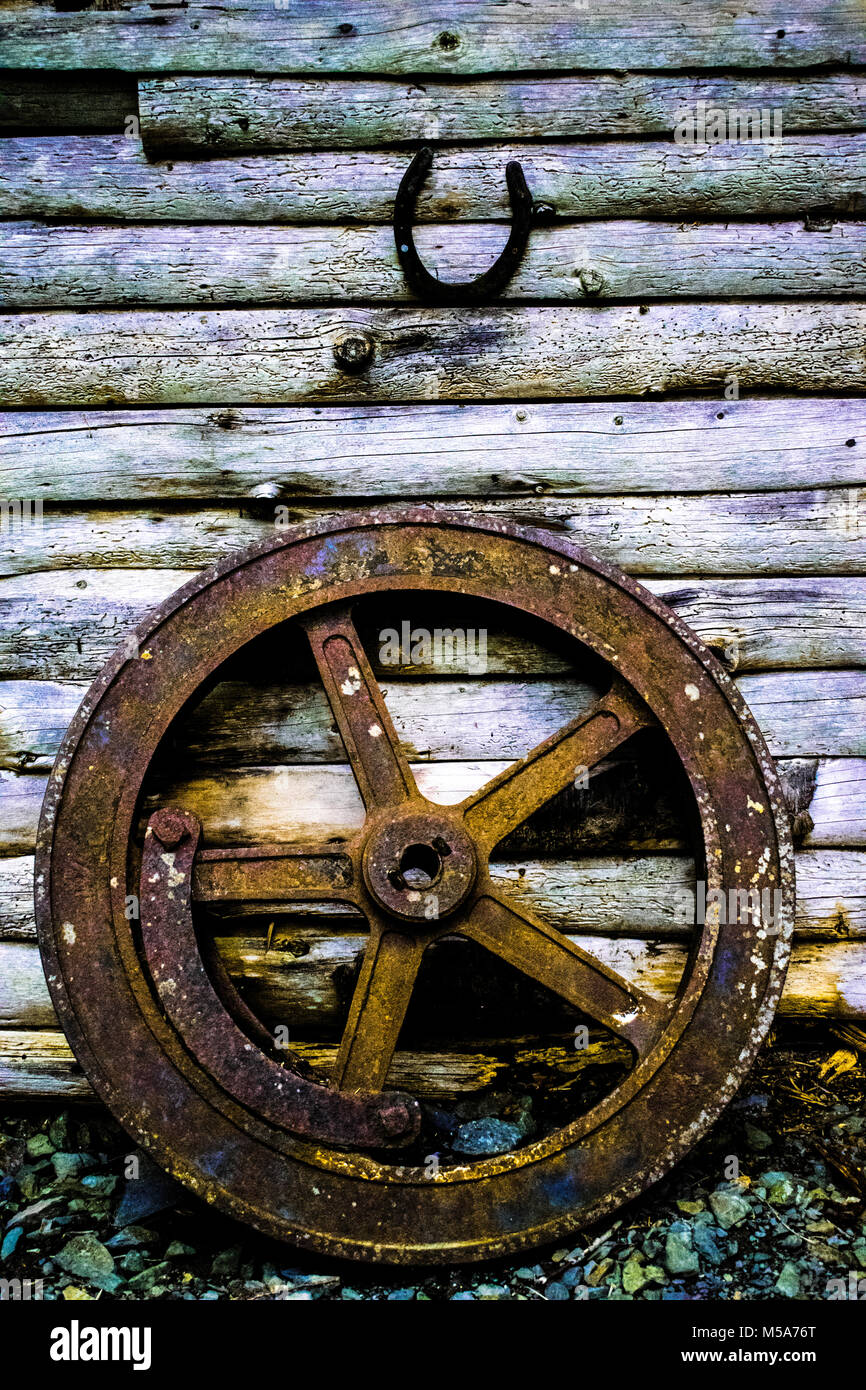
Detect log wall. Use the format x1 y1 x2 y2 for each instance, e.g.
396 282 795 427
1 0 864 1099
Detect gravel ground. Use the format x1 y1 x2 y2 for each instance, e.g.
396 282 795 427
2 1025 864 1302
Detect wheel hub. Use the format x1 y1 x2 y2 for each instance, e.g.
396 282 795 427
363 809 477 922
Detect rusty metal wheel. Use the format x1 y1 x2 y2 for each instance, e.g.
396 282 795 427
36 511 794 1264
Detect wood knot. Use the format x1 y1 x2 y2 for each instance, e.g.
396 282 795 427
333 334 374 374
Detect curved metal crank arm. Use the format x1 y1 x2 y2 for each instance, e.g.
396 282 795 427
459 885 670 1056
139 810 421 1148
299 603 419 811
394 146 538 305
460 679 655 855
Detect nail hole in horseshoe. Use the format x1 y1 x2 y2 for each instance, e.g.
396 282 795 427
393 145 543 305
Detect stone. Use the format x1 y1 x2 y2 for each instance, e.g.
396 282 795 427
745 1123 773 1151
665 1225 700 1277
80 1174 117 1196
4 1196 63 1231
210 1247 242 1279
26 1133 54 1159
508 1097 536 1138
452 1119 523 1156
767 1178 796 1205
165 1241 196 1259
775 1262 801 1298
761 1170 792 1193
126 1261 173 1292
692 1225 723 1265
677 1199 705 1215
586 1257 614 1286
476 1283 510 1299
16 1166 48 1200
48 1114 72 1151
709 1187 751 1229
545 1281 570 1300
113 1152 183 1227
55 1235 120 1293
809 1241 845 1266
105 1226 157 1251
0 1226 23 1260
387 1288 416 1300
51 1152 91 1181
622 1255 649 1294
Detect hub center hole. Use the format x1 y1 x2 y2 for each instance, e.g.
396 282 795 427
398 842 442 890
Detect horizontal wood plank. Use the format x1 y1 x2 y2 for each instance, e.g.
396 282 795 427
2 930 864 1104
0 75 134 134
4 846 862 954
1 682 863 845
2 136 863 223
2 673 865 854
2 2 864 73
137 74 866 152
0 1030 93 1100
4 220 866 308
2 303 865 407
0 857 35 940
2 568 865 685
2 401 863 501
804 760 866 849
2 492 865 580
0 1025 635 1101
0 577 864 706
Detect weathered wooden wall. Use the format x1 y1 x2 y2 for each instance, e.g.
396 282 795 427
0 0 864 1101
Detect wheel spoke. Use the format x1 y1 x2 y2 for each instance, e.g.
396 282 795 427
193 843 358 904
460 680 654 853
460 888 669 1054
301 604 417 811
333 920 427 1093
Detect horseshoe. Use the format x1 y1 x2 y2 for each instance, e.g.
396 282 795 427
37 511 793 1264
393 146 544 304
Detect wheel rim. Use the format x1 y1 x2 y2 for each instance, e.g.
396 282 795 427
36 510 794 1263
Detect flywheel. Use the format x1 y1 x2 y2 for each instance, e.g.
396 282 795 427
36 511 794 1263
